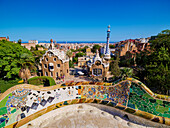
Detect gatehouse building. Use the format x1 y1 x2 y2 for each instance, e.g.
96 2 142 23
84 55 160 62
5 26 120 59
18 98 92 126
87 26 111 79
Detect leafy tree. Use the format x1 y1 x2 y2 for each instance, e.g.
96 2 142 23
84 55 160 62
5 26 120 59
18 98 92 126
119 56 134 67
70 49 75 52
30 46 36 51
35 44 44 50
69 60 74 68
109 45 115 48
144 47 170 94
135 30 170 95
17 53 36 83
110 56 121 78
72 52 85 63
18 39 22 45
121 67 133 79
75 52 85 57
82 46 89 53
32 50 45 67
0 40 35 80
150 29 170 53
92 44 101 53
73 57 78 63
66 50 73 59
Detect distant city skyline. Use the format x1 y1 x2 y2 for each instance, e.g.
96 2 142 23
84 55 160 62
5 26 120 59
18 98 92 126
0 0 170 41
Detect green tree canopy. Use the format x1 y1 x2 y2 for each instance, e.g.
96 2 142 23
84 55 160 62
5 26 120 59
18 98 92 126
69 60 74 68
150 29 170 53
32 50 45 67
72 52 85 63
66 50 73 58
135 30 170 95
0 40 35 79
110 56 121 78
17 39 22 45
75 52 85 57
109 45 115 48
120 67 133 79
92 44 101 53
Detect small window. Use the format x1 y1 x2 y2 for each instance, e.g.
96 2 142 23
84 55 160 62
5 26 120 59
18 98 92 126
44 64 47 68
56 72 58 77
45 72 48 76
54 58 56 61
51 72 53 77
57 64 60 67
46 58 48 61
49 52 53 57
67 69 68 73
49 65 54 70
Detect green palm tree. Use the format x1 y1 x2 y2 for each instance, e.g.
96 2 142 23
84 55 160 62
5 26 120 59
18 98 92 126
66 50 73 60
121 67 133 79
18 53 36 83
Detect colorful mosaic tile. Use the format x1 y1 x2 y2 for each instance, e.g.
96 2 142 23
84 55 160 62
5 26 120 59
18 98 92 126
0 79 169 127
128 82 170 118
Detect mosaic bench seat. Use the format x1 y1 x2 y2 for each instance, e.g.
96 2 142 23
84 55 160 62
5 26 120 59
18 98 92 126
0 78 170 127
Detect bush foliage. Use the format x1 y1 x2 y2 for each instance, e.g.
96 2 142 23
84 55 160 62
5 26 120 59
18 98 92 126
28 76 56 86
0 79 22 93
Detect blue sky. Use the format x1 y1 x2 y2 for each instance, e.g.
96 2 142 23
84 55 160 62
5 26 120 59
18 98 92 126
0 0 170 41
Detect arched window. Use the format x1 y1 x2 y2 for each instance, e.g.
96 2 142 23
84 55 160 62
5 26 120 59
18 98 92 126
93 68 102 76
95 60 101 66
48 52 53 57
49 63 54 71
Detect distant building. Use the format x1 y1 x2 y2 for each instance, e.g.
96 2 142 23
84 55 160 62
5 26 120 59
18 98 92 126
40 39 69 80
37 47 44 51
38 42 51 49
0 36 9 41
21 40 38 50
78 56 93 67
115 38 150 57
86 47 94 56
28 40 38 44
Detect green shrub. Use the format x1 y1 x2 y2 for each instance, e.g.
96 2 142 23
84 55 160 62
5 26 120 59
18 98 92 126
0 79 22 93
28 76 56 86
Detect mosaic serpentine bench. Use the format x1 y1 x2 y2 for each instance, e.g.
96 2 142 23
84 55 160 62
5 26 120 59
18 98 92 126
0 78 170 128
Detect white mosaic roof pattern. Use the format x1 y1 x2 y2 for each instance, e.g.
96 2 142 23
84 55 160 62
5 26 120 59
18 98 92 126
41 49 69 63
87 50 109 68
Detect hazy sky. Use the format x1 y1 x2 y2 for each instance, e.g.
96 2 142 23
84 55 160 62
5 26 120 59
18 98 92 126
0 0 170 41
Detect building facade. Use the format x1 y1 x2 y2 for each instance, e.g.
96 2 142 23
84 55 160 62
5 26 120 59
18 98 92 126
87 50 110 79
21 40 38 50
86 47 94 56
87 26 111 79
115 38 150 57
40 39 69 80
0 36 9 41
78 56 94 67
